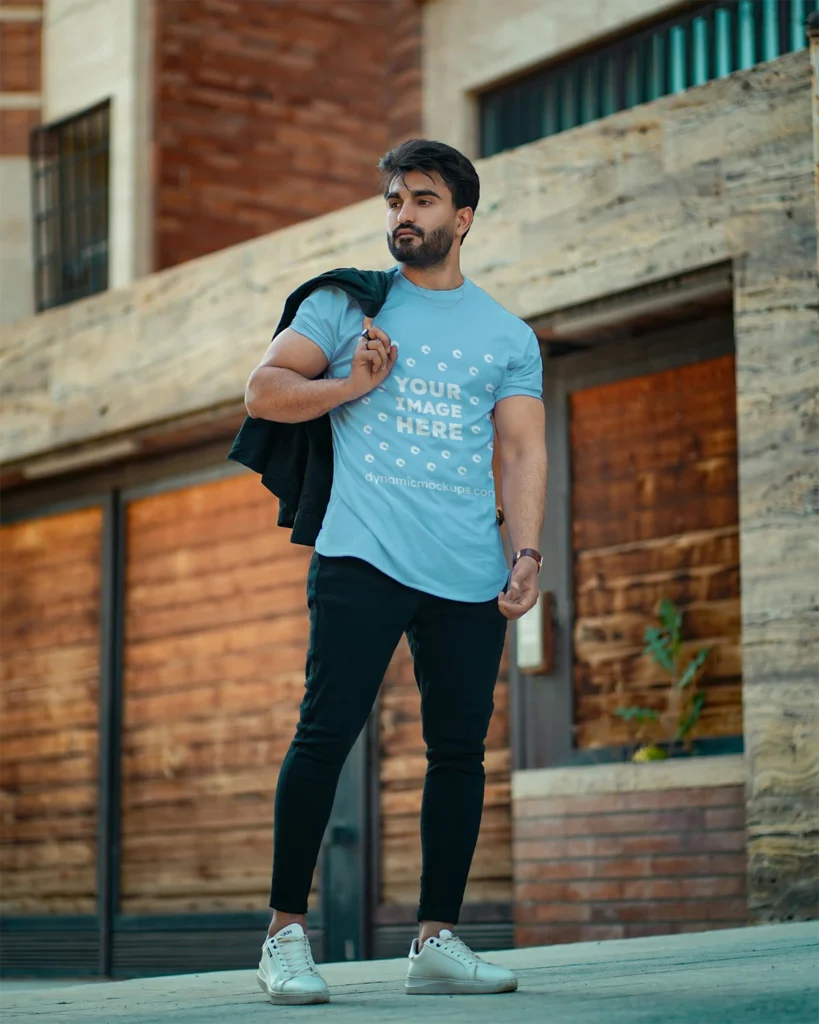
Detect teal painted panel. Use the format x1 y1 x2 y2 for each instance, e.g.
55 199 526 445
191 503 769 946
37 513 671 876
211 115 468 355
479 0 816 158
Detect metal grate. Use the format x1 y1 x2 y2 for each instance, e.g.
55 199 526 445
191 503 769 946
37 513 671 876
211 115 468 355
29 101 110 312
480 0 819 157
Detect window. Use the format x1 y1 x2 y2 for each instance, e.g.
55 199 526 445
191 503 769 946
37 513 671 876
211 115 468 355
480 0 819 158
30 102 110 312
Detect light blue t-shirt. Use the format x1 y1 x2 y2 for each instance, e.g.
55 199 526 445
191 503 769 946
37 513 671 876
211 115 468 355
290 268 543 603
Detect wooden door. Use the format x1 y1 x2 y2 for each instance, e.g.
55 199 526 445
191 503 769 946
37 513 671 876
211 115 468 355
519 320 742 768
570 354 742 749
0 506 104 916
119 472 314 915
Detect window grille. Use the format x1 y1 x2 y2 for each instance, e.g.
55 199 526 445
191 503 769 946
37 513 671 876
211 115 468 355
30 101 110 312
480 0 819 157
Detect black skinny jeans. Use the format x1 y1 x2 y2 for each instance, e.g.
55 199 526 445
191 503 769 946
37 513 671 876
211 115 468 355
270 553 508 925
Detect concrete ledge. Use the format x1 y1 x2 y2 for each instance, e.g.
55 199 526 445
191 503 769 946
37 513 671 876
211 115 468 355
512 754 745 800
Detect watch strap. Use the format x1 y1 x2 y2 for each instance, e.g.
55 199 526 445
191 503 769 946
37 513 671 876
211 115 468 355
513 548 543 571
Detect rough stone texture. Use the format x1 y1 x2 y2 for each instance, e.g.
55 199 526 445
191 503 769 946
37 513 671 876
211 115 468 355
154 0 422 270
1 53 817 924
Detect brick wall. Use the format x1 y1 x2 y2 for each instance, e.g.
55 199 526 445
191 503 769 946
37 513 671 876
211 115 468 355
154 0 422 271
514 783 748 947
0 0 42 156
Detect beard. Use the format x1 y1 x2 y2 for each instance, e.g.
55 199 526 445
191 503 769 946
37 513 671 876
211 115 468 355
387 224 455 268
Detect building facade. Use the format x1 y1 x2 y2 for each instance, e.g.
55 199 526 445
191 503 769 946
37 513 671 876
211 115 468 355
1 0 817 978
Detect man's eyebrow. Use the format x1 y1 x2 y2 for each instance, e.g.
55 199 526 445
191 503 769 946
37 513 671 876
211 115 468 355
385 188 443 200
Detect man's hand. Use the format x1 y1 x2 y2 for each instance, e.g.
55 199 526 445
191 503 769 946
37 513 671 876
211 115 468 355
345 317 398 401
498 557 540 620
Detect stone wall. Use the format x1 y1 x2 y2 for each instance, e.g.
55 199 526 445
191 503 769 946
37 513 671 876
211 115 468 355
154 0 422 270
1 52 816 923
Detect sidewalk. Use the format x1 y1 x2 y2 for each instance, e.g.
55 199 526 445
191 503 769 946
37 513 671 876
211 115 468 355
2 921 817 1023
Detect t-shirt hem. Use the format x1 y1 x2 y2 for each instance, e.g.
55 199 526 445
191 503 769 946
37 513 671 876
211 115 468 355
289 314 335 361
493 386 543 403
314 540 507 604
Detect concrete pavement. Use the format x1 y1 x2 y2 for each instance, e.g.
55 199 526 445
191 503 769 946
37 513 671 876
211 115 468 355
1 921 817 1023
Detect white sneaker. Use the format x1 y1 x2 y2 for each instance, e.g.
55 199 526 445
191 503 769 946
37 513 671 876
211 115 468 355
256 923 330 1005
405 928 518 995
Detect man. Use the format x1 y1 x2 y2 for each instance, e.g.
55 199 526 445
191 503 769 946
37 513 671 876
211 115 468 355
247 139 547 1004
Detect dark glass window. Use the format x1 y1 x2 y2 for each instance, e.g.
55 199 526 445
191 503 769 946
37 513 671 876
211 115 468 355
480 0 819 157
30 101 110 312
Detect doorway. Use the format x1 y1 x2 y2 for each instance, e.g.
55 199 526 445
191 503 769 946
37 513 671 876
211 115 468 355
517 311 743 769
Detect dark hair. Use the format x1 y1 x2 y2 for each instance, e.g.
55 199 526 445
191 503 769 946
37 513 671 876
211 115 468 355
378 139 480 242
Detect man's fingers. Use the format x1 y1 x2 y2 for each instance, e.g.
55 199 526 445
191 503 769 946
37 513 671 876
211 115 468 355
498 588 538 621
368 324 392 346
359 339 386 371
370 340 389 370
363 349 384 372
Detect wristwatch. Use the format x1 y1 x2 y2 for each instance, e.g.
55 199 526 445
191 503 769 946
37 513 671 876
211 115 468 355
513 548 543 572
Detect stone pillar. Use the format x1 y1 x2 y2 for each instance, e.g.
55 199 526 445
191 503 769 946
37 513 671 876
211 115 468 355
737 25 819 922
810 13 819 263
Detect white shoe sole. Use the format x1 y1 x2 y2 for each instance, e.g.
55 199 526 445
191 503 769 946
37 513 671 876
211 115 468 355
405 975 518 995
257 970 330 1005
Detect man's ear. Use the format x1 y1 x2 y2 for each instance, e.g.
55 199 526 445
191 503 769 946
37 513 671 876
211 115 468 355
456 206 474 240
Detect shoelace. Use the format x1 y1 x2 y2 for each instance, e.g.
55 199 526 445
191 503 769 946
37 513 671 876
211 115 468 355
272 935 318 977
435 934 485 965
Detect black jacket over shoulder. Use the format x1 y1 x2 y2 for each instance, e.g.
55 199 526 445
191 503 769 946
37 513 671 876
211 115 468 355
227 267 396 546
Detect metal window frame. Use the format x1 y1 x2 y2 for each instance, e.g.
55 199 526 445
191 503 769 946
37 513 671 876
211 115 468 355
478 0 818 157
29 100 111 313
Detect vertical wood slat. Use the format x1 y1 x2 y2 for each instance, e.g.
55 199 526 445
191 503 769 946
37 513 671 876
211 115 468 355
0 506 103 915
118 473 313 915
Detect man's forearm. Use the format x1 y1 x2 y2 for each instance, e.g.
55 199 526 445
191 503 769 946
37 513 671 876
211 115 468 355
245 367 354 423
500 447 548 556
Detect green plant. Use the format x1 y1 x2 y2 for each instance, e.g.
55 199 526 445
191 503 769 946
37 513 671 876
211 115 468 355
615 598 711 760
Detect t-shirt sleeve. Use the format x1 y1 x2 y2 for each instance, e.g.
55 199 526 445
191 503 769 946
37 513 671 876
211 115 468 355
288 286 351 362
493 327 543 403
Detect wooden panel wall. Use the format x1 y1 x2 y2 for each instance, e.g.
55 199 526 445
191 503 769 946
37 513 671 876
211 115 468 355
119 473 312 914
0 506 102 914
571 354 742 749
379 641 512 908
